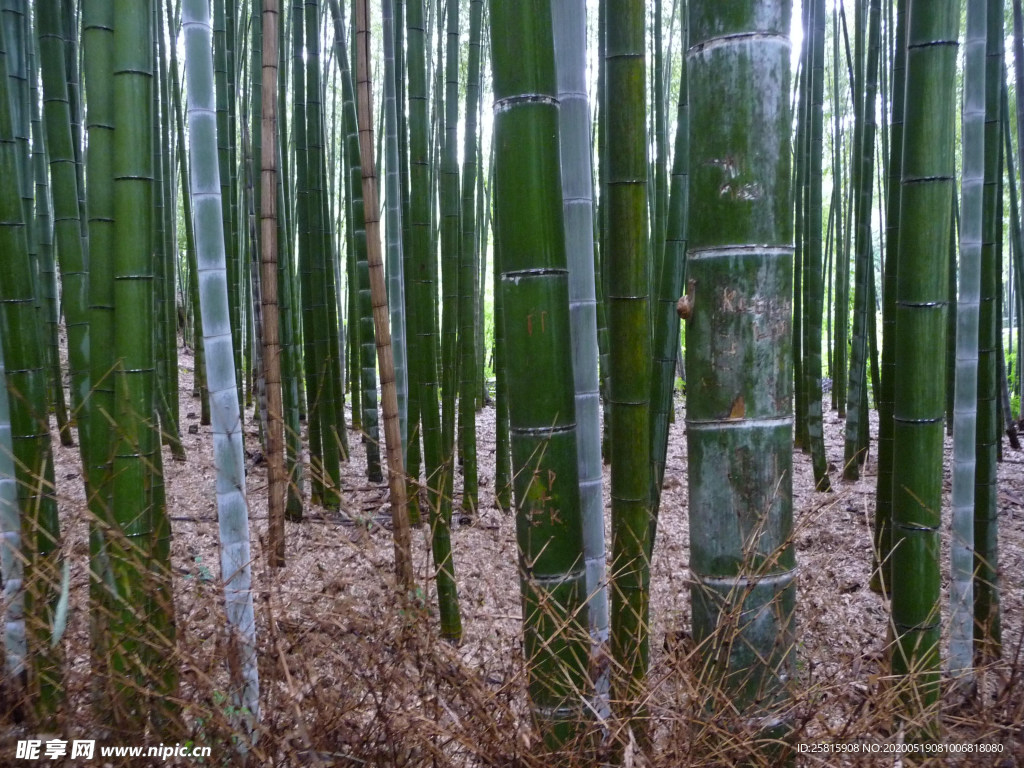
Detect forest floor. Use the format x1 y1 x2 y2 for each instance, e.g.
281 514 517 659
18 340 1024 766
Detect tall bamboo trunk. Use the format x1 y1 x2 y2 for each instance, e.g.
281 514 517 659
890 0 958 730
0 319 25 698
553 0 610 712
181 0 260 736
327 0 379 483
408 0 461 640
950 0 986 681
649 0 688 536
843 0 880 479
686 0 796 751
490 0 591 749
352 0 414 589
292 0 324 505
457 0 482 514
804 0 830 490
260 0 287 566
974 0 1003 660
382 0 409 462
0 16 61 724
306 0 342 506
872 0 907 595
439 0 459 522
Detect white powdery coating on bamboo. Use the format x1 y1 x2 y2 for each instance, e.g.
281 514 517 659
382 0 409 458
181 0 260 732
552 0 608 655
0 333 25 679
949 0 986 681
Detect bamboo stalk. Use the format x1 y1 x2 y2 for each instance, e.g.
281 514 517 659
890 0 959 729
352 0 413 590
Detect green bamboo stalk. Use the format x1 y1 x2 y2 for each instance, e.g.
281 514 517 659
0 20 61 723
474 120 487 410
793 17 806 452
843 0 879 480
439 0 459 519
61 0 85 241
408 0 461 640
352 0 414 588
457 0 481 513
148 4 177 713
804 0 830 490
607 0 651 737
492 184 511 513
213 0 242 418
251 0 262 266
30 37 71 449
275 0 303 519
833 2 850 415
686 0 796 746
292 0 324 505
165 0 209 426
327 17 351 469
155 2 183 460
310 0 344 496
327 0 379 482
872 0 906 595
397 0 421 525
648 0 687 540
652 0 667 313
491 0 591 749
831 1 844 411
946 197 958 435
2 0 37 308
225 0 242 418
110 0 158 729
0 318 25 694
974 0 1003 659
890 0 958 728
153 11 168 460
83 0 117 713
596 0 611 461
1004 93 1024 437
181 0 260 735
382 0 409 461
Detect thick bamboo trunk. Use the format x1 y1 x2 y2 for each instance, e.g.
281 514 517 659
181 0 260 735
491 0 591 749
686 0 796 749
891 0 958 729
110 0 159 730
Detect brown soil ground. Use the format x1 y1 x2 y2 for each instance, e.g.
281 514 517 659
11 340 1024 766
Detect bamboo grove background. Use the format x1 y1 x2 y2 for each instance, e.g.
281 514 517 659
3 0 1024 764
